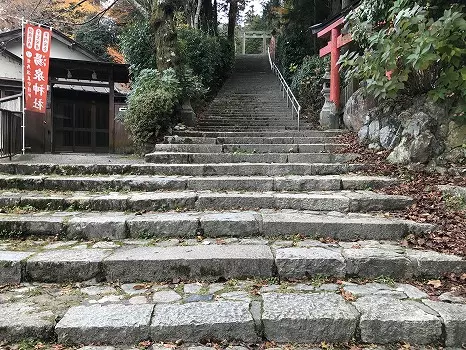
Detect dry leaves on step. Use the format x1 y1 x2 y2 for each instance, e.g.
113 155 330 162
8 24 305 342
427 280 442 288
341 289 356 301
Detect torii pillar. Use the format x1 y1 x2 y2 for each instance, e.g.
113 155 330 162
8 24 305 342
316 18 352 113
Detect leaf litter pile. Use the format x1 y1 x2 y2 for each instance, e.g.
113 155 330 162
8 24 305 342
338 132 466 297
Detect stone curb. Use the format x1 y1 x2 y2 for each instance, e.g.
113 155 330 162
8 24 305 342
1 242 464 284
0 174 399 192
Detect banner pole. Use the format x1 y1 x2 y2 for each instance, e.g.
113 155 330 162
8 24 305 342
21 17 25 155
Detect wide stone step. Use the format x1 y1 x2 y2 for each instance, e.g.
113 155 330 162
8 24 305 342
1 240 464 285
0 189 412 212
0 174 399 192
0 210 430 241
152 144 346 154
164 136 341 144
195 126 307 131
0 162 362 176
144 152 358 164
174 130 344 137
1 279 464 346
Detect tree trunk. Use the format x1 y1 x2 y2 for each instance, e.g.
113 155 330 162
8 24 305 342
341 0 351 8
227 0 238 42
213 0 218 35
329 0 341 15
151 1 180 71
194 0 202 29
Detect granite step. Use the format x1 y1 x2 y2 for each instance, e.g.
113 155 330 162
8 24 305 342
0 210 432 241
152 144 347 154
0 174 399 192
173 130 344 137
163 136 341 144
144 152 358 164
1 279 464 346
0 162 363 176
1 239 464 284
0 190 413 212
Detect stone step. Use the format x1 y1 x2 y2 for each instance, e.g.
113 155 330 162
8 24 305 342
174 130 344 137
0 189 413 212
0 174 399 192
198 117 298 122
144 152 358 164
0 162 362 176
0 210 430 241
152 144 346 154
198 117 297 121
164 136 340 144
195 126 308 131
1 279 464 346
1 240 463 285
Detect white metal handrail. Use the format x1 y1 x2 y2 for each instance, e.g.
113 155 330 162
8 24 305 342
267 46 301 131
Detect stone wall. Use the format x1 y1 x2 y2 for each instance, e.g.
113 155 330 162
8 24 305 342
343 89 466 166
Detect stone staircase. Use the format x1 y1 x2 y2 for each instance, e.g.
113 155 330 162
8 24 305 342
0 55 465 348
197 55 312 131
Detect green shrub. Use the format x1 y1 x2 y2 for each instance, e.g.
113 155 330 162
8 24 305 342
119 20 157 77
291 55 329 119
124 69 181 152
177 28 234 93
340 0 466 120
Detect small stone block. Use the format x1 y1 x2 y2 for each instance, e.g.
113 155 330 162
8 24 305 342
262 293 358 343
200 212 261 237
354 296 442 344
26 249 111 282
0 302 55 342
127 213 199 239
0 251 34 284
423 300 466 347
150 301 258 342
67 214 129 240
104 245 274 282
275 247 346 279
56 304 154 345
343 247 413 278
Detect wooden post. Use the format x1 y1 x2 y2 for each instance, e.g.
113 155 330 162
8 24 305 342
330 28 340 109
108 67 115 153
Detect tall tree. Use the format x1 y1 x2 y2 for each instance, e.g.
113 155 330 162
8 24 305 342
227 0 238 41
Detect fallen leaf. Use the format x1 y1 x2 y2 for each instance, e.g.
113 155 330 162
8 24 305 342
133 284 148 290
341 289 356 301
427 280 442 288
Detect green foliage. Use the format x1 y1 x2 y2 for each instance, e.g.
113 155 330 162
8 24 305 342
74 18 118 62
264 0 331 81
119 20 157 77
290 55 329 119
276 30 312 81
177 66 208 100
124 69 181 152
177 28 234 93
340 0 466 120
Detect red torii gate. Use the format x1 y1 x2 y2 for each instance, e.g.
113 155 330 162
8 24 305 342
316 18 352 110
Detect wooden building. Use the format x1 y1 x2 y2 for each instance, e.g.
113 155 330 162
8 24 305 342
0 28 131 153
